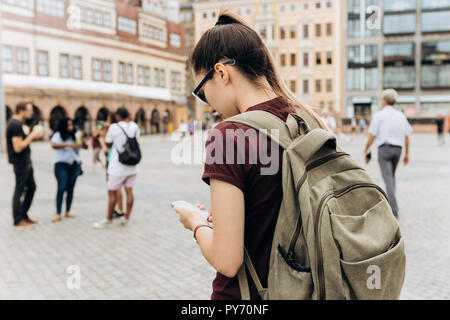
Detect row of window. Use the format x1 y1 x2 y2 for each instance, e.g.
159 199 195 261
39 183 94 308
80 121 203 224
2 0 182 48
259 23 333 41
288 78 333 94
347 41 450 90
2 47 183 91
348 0 450 13
201 1 334 19
280 51 333 67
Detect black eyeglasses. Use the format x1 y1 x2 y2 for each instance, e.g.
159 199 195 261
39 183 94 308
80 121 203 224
192 59 236 106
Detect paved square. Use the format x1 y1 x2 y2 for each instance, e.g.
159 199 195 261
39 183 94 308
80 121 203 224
0 132 449 299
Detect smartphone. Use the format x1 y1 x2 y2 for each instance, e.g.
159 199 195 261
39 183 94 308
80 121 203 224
366 151 372 162
171 200 210 220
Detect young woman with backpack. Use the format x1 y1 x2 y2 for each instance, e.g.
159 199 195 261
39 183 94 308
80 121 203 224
172 11 327 300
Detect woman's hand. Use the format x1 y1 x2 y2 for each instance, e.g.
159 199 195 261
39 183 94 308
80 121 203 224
173 203 211 231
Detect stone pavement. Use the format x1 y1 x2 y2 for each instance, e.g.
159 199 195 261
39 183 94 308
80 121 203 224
0 132 449 300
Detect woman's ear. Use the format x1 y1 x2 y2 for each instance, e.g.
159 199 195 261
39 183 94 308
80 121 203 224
214 63 231 85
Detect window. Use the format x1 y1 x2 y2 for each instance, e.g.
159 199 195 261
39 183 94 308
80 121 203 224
118 62 125 83
422 11 450 33
290 80 297 93
290 25 296 38
280 54 286 66
154 68 166 87
104 13 112 27
327 51 333 65
290 53 296 66
92 59 112 82
303 2 309 10
171 71 182 91
303 24 309 38
37 50 48 76
142 24 165 42
16 47 29 74
315 79 322 92
303 52 309 66
126 63 133 84
326 23 332 36
259 25 267 39
316 52 322 65
2 46 13 73
347 45 378 91
315 24 321 37
326 79 332 92
303 79 309 94
118 16 136 35
316 1 321 9
36 0 65 18
384 0 416 11
170 33 181 47
73 56 82 80
326 1 332 8
85 8 93 24
280 4 285 12
383 13 416 35
203 13 207 19
280 26 286 39
95 11 103 26
383 43 415 89
3 0 31 9
60 54 70 78
348 0 379 38
290 3 297 12
422 41 450 88
138 66 151 86
422 0 450 9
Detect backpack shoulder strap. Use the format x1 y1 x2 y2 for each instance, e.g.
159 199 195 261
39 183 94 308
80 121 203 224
117 124 130 139
224 110 293 149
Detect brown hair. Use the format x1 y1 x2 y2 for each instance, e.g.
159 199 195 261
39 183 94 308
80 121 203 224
190 10 326 129
15 101 32 114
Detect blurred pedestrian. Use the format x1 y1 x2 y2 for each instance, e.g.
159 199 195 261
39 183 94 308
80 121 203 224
93 107 140 228
359 117 366 134
50 117 85 223
363 89 412 218
91 126 103 169
436 114 445 146
351 117 357 134
6 102 43 227
320 109 337 134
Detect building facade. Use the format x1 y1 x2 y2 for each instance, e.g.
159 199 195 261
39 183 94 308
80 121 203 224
343 0 450 132
192 0 343 124
1 0 187 138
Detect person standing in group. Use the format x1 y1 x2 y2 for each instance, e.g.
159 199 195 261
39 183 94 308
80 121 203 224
320 109 337 134
364 89 412 218
436 114 445 146
6 102 43 228
91 126 104 169
50 117 85 223
93 107 140 228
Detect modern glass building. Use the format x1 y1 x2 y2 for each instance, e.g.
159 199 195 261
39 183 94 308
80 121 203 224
343 0 450 123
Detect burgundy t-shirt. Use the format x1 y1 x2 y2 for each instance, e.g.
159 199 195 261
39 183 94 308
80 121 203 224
202 97 294 300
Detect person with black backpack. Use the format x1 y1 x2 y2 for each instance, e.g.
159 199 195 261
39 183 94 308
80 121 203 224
93 107 141 229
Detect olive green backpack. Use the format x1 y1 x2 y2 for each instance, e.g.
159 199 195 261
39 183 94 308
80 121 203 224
225 108 406 300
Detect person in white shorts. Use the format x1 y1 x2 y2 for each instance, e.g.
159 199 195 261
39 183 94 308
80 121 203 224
93 107 140 229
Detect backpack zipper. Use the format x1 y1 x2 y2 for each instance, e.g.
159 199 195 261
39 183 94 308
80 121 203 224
286 152 349 263
314 183 388 300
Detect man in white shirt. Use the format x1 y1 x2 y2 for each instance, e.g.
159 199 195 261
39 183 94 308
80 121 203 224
364 89 413 218
94 107 140 228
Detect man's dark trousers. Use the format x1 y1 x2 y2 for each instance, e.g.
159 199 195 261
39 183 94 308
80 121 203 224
378 144 402 216
12 162 36 225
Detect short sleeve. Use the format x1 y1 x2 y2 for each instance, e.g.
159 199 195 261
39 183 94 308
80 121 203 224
202 123 248 192
51 132 63 143
405 118 413 136
368 115 379 136
105 124 116 144
8 122 22 138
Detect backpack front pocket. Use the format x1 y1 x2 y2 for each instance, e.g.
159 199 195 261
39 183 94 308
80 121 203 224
339 237 405 299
